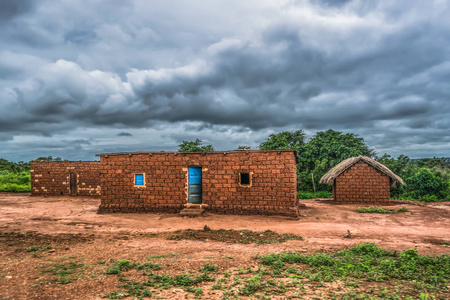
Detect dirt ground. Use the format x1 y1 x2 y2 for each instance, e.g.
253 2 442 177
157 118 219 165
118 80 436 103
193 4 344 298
1 193 449 299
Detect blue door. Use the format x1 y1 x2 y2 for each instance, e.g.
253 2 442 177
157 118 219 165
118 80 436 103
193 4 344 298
188 167 202 204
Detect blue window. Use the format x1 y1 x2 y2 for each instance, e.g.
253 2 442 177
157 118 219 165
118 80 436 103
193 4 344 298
135 174 144 186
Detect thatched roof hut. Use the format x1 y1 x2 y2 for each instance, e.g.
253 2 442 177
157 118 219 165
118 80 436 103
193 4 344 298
320 156 405 187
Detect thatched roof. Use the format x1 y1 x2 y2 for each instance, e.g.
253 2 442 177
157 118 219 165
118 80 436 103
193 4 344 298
319 156 405 187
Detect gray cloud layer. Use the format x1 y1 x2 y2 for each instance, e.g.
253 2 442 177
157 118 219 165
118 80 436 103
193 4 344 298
0 0 449 160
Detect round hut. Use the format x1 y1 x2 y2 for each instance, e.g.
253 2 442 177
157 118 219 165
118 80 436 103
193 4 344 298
319 156 405 204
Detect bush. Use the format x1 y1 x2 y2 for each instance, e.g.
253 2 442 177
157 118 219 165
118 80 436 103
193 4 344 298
0 171 30 192
297 191 333 199
406 168 448 200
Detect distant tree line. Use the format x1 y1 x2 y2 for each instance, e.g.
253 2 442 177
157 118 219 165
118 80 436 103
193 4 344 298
1 132 449 201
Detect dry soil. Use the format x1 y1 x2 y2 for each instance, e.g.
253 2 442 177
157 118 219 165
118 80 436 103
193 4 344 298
0 193 449 299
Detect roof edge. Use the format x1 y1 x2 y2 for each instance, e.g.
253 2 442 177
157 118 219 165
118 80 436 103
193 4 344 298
96 150 299 163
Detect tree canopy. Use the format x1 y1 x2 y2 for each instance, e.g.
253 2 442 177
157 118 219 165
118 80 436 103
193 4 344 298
299 129 375 176
178 139 215 152
236 146 251 150
259 130 305 150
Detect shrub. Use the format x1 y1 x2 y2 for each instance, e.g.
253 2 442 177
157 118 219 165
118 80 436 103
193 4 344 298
0 171 31 192
407 168 448 200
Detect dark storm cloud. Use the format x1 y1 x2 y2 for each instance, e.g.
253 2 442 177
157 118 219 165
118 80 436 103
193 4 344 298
1 0 449 160
0 0 36 20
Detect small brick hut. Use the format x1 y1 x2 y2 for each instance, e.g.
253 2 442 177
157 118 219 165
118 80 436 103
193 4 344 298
96 150 299 217
319 156 405 204
30 161 101 196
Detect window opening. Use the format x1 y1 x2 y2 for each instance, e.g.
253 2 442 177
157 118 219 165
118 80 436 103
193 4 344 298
135 174 144 186
240 173 250 185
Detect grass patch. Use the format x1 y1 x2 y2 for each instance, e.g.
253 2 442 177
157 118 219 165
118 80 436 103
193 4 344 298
106 260 135 275
103 259 216 299
199 263 218 273
102 243 449 299
167 228 303 244
26 245 39 252
356 206 410 214
259 243 450 286
297 191 333 199
40 261 85 284
0 171 30 192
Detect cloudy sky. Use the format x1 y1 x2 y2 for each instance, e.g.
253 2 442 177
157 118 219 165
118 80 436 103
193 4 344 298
1 0 449 161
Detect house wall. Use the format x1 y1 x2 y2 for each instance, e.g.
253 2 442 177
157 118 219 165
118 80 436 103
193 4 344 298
334 161 390 204
30 162 101 196
98 151 298 217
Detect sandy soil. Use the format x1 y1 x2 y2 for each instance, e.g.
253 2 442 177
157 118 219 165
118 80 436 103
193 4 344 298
0 193 449 299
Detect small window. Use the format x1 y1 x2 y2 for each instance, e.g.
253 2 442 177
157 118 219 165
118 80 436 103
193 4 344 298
135 174 144 186
240 173 251 186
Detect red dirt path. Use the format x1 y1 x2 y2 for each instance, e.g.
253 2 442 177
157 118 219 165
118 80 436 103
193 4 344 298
0 193 449 299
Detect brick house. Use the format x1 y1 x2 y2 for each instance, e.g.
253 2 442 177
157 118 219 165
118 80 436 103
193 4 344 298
31 150 299 217
30 161 101 196
319 156 405 204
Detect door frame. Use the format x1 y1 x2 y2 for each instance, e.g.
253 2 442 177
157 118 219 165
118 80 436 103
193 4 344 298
69 172 78 196
188 166 202 204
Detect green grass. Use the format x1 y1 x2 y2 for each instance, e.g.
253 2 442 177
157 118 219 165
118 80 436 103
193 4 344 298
26 245 39 252
356 207 410 214
259 243 449 286
199 263 218 273
0 171 30 192
40 261 85 284
103 259 217 299
297 191 333 199
106 260 135 275
101 243 449 299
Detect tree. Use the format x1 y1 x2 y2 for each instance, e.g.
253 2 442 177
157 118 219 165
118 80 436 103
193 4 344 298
0 159 30 173
376 154 416 198
298 129 375 191
32 156 63 162
377 154 416 178
406 168 448 201
178 139 215 152
236 146 251 150
259 130 305 150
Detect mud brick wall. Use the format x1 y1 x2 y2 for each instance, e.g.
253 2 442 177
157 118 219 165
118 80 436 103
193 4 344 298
98 151 298 217
30 162 101 196
334 161 390 204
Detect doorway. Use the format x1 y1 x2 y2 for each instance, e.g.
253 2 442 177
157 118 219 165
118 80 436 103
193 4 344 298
188 167 202 204
69 172 78 196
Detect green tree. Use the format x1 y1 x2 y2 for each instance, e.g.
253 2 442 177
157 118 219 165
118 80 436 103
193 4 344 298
0 159 30 172
406 168 449 201
236 146 251 150
259 130 305 150
377 154 413 176
377 154 417 198
32 156 63 162
298 129 375 191
178 139 215 152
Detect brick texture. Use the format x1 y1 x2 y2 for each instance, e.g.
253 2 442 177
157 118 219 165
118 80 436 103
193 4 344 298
333 161 390 204
30 162 101 197
98 151 298 217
